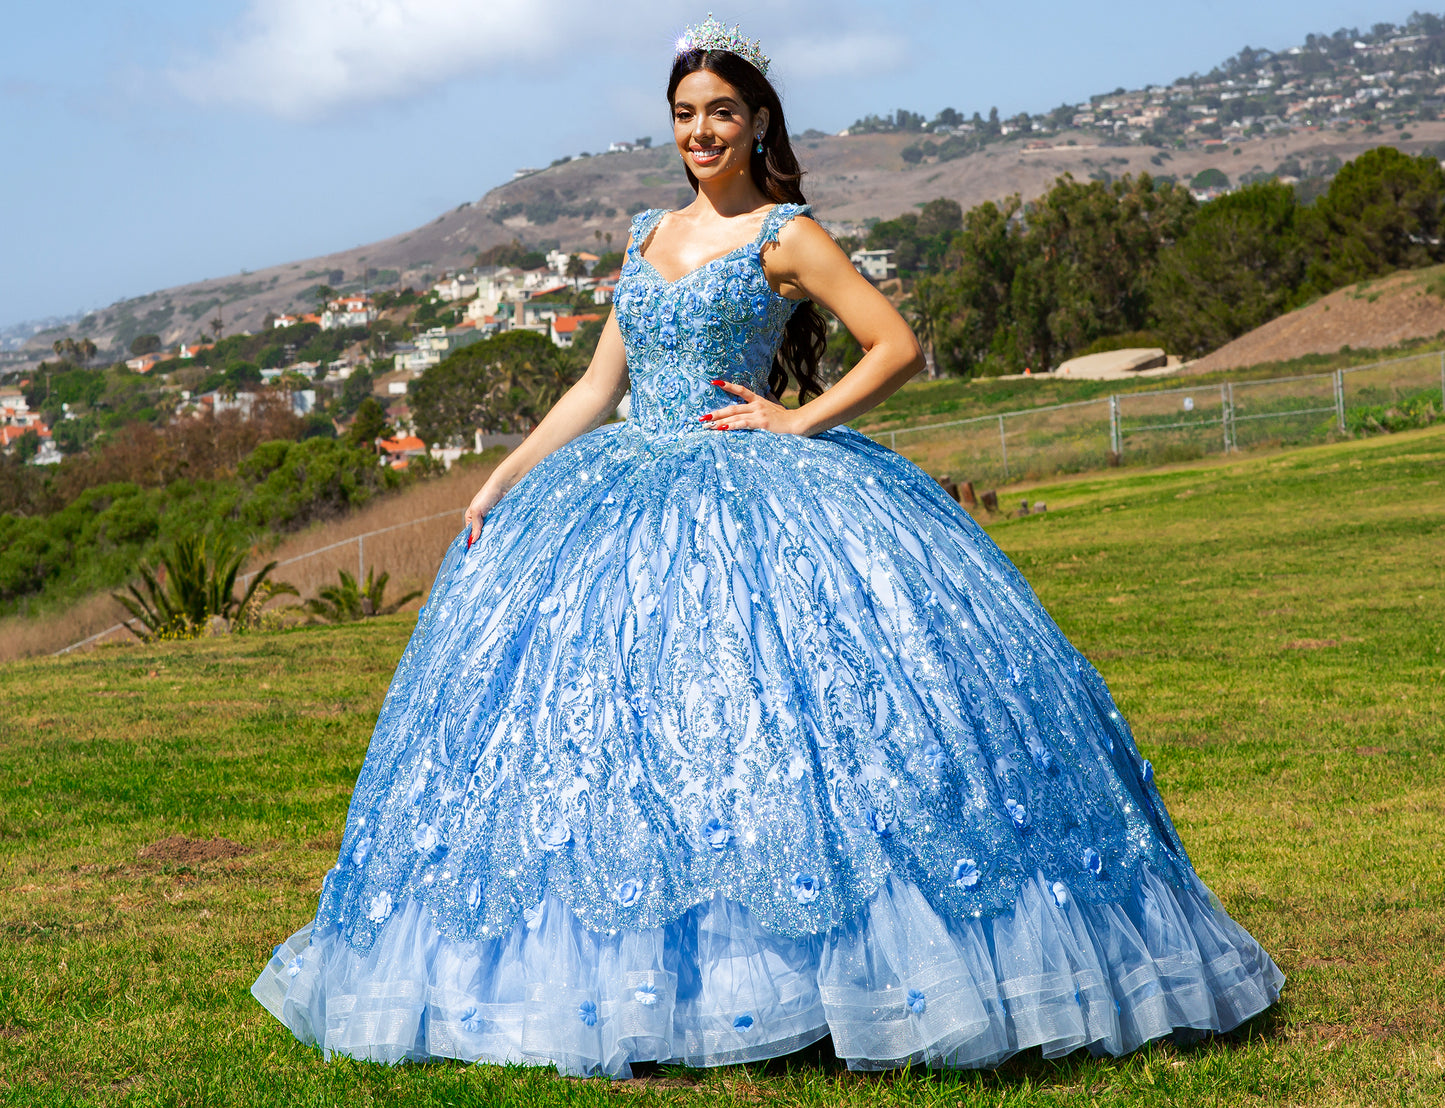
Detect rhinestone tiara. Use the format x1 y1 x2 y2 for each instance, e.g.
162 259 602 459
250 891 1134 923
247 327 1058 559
675 13 770 76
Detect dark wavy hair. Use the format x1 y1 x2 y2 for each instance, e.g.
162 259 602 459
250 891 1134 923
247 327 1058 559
667 50 828 406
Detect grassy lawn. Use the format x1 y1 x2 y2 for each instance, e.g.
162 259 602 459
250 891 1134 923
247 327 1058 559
1 427 1442 1106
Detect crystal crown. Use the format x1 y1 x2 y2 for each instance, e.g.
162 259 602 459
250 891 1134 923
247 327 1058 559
675 13 770 76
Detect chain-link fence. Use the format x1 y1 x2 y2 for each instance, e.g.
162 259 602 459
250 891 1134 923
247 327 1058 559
872 352 1445 485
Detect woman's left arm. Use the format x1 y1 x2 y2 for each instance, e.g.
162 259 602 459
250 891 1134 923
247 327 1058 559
703 216 923 436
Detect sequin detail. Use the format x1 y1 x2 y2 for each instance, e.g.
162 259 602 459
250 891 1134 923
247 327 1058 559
310 202 1194 955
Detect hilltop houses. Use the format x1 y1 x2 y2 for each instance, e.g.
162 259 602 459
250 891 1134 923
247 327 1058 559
320 295 378 331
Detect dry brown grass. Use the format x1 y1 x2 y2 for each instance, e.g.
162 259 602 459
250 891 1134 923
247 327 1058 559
0 459 496 664
0 591 134 664
247 459 493 606
1187 264 1445 373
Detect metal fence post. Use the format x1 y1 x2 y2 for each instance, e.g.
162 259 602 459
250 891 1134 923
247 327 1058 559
358 535 364 582
1219 383 1229 453
1440 351 1444 408
998 414 1009 480
889 430 896 452
1226 382 1236 450
1109 395 1122 458
1335 368 1346 433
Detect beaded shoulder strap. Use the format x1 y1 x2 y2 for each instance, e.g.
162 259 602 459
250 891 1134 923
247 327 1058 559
628 208 668 255
754 202 814 248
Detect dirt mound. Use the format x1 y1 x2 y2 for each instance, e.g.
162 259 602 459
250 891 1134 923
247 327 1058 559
138 835 252 864
1186 266 1445 373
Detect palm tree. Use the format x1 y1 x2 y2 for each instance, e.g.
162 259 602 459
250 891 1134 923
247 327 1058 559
902 277 946 380
566 254 588 288
113 533 295 640
305 568 421 623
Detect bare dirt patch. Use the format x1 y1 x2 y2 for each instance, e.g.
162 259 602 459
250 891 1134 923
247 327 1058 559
306 830 343 853
1284 638 1341 650
137 836 253 865
1187 266 1445 372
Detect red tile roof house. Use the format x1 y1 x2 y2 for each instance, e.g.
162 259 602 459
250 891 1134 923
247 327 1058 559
124 352 166 373
1 423 51 452
1 386 41 428
549 313 603 348
379 433 427 469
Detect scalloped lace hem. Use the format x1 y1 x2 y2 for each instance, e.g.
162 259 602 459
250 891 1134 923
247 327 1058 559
253 864 1282 1077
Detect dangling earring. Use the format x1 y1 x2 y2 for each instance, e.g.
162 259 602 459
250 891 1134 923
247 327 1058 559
754 136 764 154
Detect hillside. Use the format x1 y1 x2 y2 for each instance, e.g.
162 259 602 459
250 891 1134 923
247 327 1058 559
1185 264 1445 372
18 121 1445 364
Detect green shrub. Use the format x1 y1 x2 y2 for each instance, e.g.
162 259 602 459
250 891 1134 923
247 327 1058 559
1346 391 1441 435
112 532 295 641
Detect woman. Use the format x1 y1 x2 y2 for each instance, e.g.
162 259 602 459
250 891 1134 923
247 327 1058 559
254 17 1282 1077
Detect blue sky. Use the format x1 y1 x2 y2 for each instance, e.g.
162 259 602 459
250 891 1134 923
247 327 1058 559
0 0 1419 328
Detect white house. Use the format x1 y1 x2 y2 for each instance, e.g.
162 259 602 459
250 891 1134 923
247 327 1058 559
524 272 570 293
465 269 518 320
392 325 485 373
320 295 378 331
850 248 897 282
124 352 166 373
1 386 40 428
549 314 602 348
434 274 478 302
545 250 600 278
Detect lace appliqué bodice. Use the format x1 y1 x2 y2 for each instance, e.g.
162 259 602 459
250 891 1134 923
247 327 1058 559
612 203 812 431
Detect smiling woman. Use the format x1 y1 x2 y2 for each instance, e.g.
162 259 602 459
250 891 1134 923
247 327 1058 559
250 13 1281 1082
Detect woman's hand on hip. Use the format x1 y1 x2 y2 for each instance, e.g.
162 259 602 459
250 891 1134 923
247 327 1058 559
464 481 505 546
700 379 810 435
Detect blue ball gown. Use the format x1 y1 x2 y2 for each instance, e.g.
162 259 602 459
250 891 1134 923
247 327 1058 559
253 203 1283 1077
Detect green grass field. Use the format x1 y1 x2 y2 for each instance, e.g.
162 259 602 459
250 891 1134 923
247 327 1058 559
1 427 1442 1106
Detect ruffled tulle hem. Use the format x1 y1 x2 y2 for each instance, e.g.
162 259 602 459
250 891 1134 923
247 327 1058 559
253 864 1282 1077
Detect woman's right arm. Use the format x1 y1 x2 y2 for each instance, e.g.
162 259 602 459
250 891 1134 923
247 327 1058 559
465 307 629 542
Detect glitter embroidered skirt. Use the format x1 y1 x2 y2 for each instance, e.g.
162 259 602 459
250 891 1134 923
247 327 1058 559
253 420 1282 1075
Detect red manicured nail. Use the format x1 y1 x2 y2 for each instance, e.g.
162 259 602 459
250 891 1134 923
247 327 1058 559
466 532 474 551
711 378 726 386
718 423 729 430
700 413 713 421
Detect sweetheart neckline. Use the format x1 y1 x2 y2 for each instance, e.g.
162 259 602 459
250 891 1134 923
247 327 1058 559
633 241 756 288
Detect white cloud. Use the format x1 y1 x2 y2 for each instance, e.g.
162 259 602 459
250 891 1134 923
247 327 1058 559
171 0 621 118
170 0 910 120
772 29 909 82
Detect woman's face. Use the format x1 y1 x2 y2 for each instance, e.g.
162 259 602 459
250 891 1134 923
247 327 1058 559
671 68 767 183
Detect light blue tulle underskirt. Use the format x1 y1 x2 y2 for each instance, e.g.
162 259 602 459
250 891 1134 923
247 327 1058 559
253 863 1282 1078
